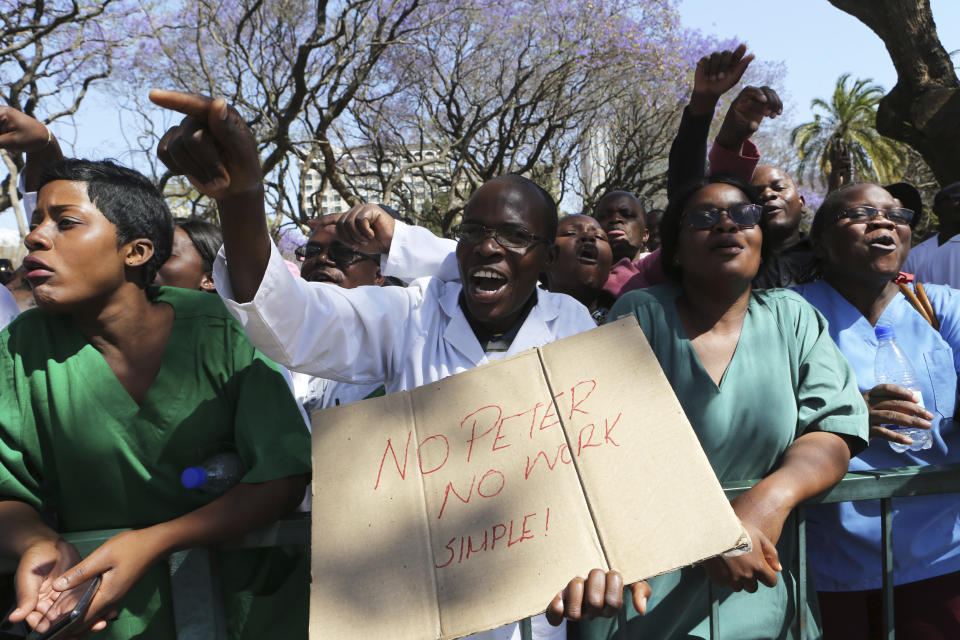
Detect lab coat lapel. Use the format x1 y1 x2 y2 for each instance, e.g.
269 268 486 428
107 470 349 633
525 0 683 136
505 290 556 357
439 283 487 364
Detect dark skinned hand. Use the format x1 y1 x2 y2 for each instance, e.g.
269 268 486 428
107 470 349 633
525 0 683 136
0 105 64 192
545 569 651 625
703 487 786 593
42 529 166 638
7 537 114 637
314 203 396 254
689 43 755 115
862 383 934 445
703 521 781 593
0 107 50 154
715 86 783 152
149 90 262 202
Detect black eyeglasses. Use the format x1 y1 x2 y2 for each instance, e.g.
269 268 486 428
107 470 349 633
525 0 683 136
294 242 378 267
836 206 914 226
682 203 763 230
453 222 549 251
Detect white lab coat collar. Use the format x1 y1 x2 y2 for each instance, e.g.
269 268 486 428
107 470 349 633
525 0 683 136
436 283 559 361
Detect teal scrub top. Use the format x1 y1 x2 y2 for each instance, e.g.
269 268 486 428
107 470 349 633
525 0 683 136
0 287 312 640
580 285 868 640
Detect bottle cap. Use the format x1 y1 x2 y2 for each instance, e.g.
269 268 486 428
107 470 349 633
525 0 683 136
181 467 208 489
875 325 895 340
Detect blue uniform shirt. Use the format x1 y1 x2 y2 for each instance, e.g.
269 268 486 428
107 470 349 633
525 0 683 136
796 280 960 590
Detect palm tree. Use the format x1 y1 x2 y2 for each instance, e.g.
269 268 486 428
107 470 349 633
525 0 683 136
791 74 906 192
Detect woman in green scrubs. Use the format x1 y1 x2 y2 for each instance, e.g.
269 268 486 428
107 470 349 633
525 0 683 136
581 176 869 639
0 159 311 639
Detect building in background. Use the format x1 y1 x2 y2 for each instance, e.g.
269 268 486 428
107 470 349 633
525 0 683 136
302 146 450 219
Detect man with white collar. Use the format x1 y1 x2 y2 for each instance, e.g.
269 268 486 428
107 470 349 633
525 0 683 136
150 89 649 640
904 181 960 287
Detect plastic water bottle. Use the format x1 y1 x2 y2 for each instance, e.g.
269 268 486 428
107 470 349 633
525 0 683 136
874 326 933 452
181 452 245 494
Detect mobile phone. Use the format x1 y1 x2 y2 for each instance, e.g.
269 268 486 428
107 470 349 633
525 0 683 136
25 575 101 640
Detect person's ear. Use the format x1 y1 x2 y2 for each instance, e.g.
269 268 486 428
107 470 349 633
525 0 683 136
122 238 155 269
199 271 216 292
544 242 558 269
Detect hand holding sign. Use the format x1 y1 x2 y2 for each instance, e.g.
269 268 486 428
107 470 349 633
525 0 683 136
546 569 650 625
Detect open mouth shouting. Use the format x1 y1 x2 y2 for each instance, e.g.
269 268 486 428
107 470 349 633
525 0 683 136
577 242 600 265
866 232 897 252
467 266 509 303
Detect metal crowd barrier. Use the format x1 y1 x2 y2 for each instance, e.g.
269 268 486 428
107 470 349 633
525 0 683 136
2 464 959 639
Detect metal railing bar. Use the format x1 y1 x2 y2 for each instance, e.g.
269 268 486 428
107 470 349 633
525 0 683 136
796 506 807 639
881 497 894 639
722 464 960 503
708 579 720 639
3 466 956 639
520 617 533 640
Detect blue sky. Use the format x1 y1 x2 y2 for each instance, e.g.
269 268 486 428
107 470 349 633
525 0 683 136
678 0 960 126
2 1 959 232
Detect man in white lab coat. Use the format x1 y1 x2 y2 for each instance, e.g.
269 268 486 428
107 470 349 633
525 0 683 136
149 89 650 640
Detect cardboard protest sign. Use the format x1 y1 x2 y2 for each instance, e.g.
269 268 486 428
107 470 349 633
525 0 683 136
310 316 748 640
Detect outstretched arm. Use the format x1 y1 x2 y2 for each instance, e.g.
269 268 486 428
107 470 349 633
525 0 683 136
150 90 268 303
703 430 853 593
320 204 460 283
707 85 782 181
0 107 64 193
667 44 754 199
47 475 308 637
152 91 416 381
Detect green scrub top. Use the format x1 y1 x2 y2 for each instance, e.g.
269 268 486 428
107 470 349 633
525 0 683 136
0 287 312 640
580 285 867 640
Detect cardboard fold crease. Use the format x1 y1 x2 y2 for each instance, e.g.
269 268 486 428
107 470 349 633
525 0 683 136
310 316 747 639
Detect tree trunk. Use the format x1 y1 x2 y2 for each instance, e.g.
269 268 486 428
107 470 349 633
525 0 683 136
827 0 960 186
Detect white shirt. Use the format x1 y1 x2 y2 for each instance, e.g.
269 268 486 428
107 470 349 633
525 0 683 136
214 233 592 640
0 286 19 329
383 219 460 283
903 234 960 288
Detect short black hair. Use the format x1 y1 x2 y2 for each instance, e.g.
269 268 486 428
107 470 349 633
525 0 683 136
594 190 647 224
38 159 173 287
175 218 223 273
496 174 559 240
660 175 760 282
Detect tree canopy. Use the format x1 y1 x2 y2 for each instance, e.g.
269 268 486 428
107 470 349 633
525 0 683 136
791 74 905 192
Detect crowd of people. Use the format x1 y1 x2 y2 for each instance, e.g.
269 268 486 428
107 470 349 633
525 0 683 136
0 41 958 640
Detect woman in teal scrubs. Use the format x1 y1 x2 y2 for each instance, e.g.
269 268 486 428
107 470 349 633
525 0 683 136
581 176 869 639
796 182 960 638
0 159 311 639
